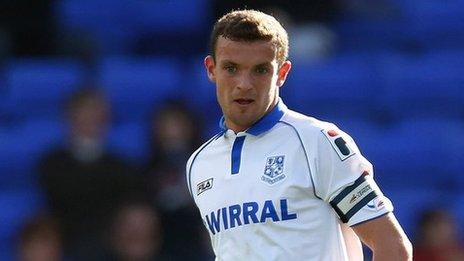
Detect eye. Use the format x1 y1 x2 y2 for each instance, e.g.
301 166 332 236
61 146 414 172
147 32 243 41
255 67 269 75
223 65 237 74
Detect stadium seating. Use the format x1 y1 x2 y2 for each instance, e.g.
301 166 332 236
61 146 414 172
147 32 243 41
362 118 464 191
98 56 182 123
129 0 210 33
57 0 136 54
184 57 215 110
57 0 211 54
0 120 64 189
378 50 464 120
327 118 384 153
386 187 444 238
333 19 405 53
284 53 382 120
451 193 464 235
107 121 150 164
0 189 44 260
184 56 223 132
394 0 464 50
2 58 85 122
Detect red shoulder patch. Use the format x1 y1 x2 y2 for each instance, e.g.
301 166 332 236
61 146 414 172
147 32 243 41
327 129 339 137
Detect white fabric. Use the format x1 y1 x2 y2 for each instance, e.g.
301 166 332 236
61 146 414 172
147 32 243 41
186 107 392 261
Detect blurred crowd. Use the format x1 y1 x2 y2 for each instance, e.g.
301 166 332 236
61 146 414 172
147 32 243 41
1 0 464 260
20 88 212 260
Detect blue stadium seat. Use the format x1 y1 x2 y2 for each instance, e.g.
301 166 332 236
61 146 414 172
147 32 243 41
184 57 235 138
284 54 382 119
451 193 464 234
334 19 405 52
57 0 210 54
393 0 464 49
444 124 464 189
0 93 6 122
0 245 13 261
57 0 136 54
184 56 222 117
327 118 384 155
2 59 85 121
130 0 210 34
98 56 182 123
107 121 150 164
0 120 64 189
364 119 464 191
385 188 444 238
379 51 464 119
0 189 44 259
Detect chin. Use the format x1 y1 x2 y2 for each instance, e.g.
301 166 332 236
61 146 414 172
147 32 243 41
238 115 259 127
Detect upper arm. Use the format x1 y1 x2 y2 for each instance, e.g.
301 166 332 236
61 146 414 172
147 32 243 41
312 124 412 259
314 126 393 225
353 212 413 260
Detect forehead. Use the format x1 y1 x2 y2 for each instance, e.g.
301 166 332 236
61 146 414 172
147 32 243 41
215 36 277 65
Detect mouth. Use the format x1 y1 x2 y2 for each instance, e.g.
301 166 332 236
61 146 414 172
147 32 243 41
234 98 254 106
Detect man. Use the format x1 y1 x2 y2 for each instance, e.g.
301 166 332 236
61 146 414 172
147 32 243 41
186 10 412 260
39 89 139 257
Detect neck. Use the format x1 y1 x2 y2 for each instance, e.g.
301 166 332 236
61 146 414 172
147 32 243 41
225 99 279 133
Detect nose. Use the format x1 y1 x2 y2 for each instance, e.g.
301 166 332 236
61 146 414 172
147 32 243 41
236 73 253 91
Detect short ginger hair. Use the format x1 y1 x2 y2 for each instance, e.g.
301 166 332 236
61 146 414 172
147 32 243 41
209 9 289 66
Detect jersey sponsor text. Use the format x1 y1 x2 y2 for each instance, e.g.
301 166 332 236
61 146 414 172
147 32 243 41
204 199 297 234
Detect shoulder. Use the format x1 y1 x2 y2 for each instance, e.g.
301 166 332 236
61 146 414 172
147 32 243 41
280 109 339 141
185 131 223 197
280 109 358 161
186 131 223 170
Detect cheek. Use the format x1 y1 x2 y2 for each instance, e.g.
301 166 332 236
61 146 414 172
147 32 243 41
216 84 229 107
216 77 234 97
260 78 278 97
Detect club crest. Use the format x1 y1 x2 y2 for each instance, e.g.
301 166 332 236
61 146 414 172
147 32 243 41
261 155 286 185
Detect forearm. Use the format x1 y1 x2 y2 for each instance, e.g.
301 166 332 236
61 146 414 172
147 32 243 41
354 213 413 261
371 238 413 261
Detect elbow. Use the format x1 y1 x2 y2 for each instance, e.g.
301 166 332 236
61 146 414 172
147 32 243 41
397 237 413 261
372 236 413 260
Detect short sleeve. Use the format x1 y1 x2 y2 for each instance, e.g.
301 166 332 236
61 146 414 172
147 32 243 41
314 125 393 226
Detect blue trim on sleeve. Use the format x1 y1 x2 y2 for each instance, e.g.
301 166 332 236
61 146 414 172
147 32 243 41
231 136 246 175
187 132 223 197
279 121 321 200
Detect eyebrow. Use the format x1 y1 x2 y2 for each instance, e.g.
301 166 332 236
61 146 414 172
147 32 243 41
220 60 238 66
220 60 272 67
254 62 272 67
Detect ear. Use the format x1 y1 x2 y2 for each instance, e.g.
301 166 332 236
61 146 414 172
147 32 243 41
204 55 216 83
276 61 292 87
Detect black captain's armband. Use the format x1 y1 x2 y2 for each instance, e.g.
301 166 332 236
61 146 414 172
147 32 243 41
329 172 379 223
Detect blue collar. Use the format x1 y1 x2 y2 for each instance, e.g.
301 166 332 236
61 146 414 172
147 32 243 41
219 99 288 136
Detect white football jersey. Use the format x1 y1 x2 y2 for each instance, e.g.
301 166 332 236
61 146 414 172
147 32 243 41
186 100 393 261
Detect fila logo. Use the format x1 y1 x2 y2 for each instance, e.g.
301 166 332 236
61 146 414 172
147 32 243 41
197 178 213 195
